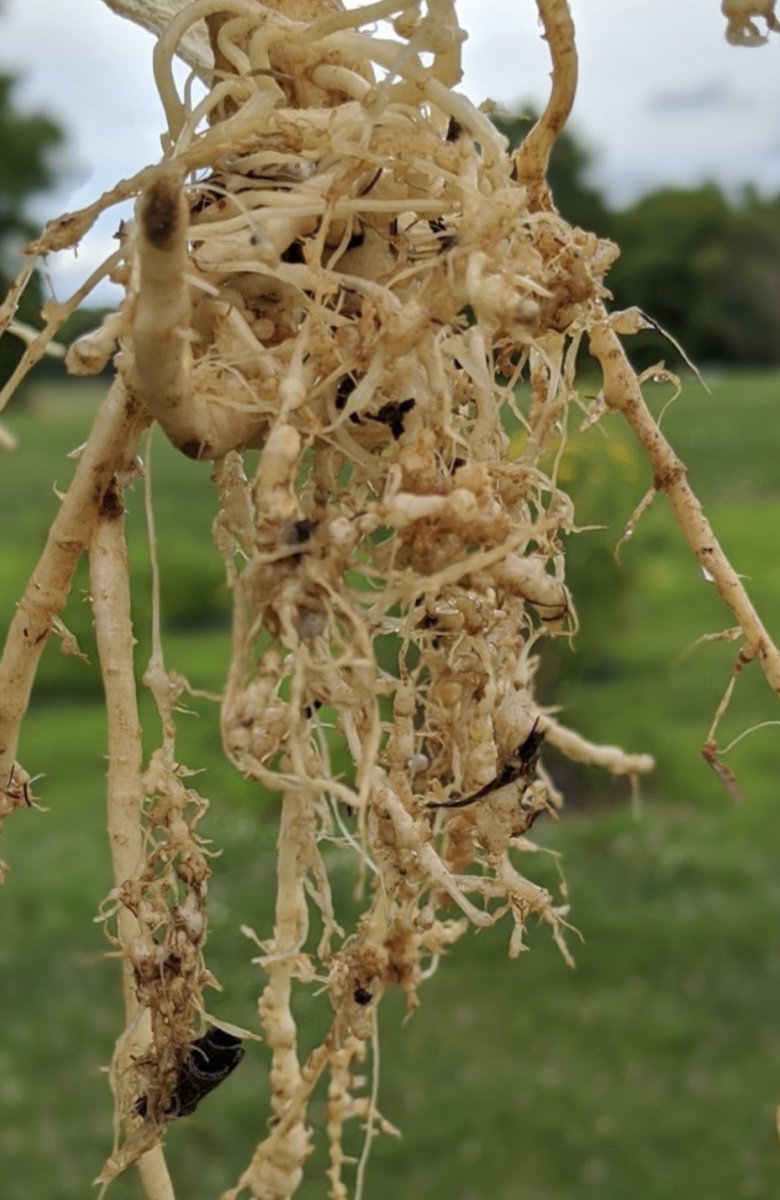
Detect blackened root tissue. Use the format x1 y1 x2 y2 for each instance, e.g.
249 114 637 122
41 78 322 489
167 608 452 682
135 1027 245 1120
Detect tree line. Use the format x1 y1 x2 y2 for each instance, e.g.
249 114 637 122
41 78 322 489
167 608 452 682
1 84 779 391
495 111 780 368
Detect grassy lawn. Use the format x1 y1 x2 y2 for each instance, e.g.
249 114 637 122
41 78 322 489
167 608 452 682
1 370 780 1199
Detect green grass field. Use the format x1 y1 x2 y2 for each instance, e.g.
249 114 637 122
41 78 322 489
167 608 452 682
1 371 780 1199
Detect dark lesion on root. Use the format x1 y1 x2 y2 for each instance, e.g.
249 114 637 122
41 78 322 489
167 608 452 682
367 398 416 439
653 462 687 492
279 518 319 547
427 720 546 811
98 479 124 521
135 1028 245 1121
179 437 213 461
141 177 182 251
3 764 35 810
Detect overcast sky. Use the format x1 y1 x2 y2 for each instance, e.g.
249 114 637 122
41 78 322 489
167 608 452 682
2 0 779 306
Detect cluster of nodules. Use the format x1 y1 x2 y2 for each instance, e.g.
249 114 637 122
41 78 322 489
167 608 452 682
110 4 611 1168
198 13 617 883
182 107 616 448
117 754 213 1126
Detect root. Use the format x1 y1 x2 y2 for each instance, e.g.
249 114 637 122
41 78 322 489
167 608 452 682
515 0 578 211
1 2 778 1196
90 486 177 1200
590 321 780 701
0 380 148 840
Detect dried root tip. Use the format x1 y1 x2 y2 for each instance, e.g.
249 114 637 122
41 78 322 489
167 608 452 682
702 741 743 802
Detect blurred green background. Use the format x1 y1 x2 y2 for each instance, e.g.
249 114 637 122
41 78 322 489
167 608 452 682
2 372 780 1199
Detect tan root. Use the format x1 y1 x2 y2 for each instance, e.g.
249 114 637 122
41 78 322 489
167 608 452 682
90 485 177 1200
0 380 148 873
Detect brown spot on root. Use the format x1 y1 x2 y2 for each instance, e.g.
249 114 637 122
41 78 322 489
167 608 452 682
141 177 182 251
653 462 687 492
179 438 212 461
279 518 318 547
124 393 142 420
99 479 124 521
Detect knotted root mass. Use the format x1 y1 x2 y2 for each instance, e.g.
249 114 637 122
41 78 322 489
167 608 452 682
0 2 778 1198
